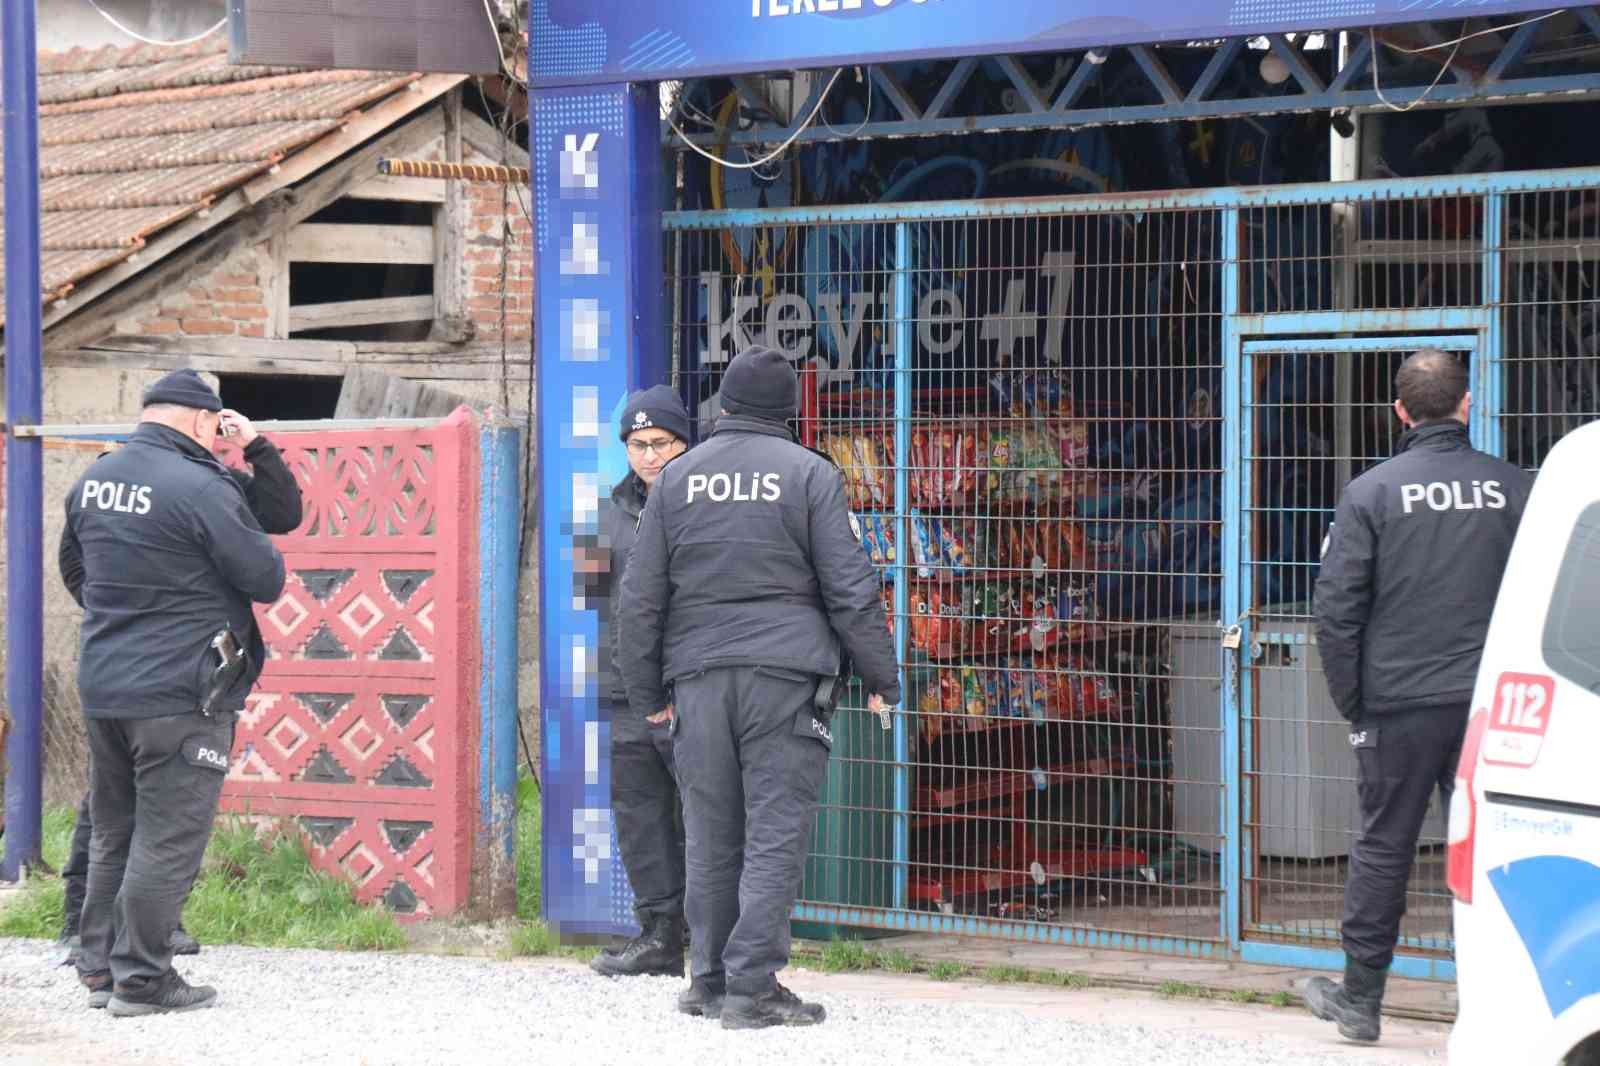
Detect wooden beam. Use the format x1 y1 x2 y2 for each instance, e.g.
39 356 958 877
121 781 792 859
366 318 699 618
288 223 434 265
283 109 446 228
289 294 434 332
350 174 447 203
433 87 468 341
265 231 290 339
336 365 470 419
47 348 533 381
240 74 465 205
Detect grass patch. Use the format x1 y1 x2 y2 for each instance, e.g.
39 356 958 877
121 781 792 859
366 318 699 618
516 774 541 921
0 805 80 939
1270 991 1294 1008
1 803 404 951
982 965 1031 984
819 940 871 973
878 949 923 974
509 921 556 957
928 960 965 982
1229 989 1259 1005
183 819 404 951
1158 980 1212 1000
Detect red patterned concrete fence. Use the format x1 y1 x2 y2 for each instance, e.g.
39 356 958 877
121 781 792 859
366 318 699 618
219 410 487 918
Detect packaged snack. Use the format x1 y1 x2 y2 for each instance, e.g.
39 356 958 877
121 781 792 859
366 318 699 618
908 426 936 509
1005 668 1031 721
851 433 889 509
1059 419 1091 468
823 434 864 508
909 512 939 579
935 519 971 573
910 585 938 655
863 514 895 566
960 666 986 717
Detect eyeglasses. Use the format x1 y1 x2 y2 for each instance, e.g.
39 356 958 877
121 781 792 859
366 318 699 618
627 438 682 457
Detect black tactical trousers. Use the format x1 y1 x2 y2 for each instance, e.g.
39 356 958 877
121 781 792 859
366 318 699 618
62 791 93 936
1342 705 1467 971
609 702 686 925
673 666 831 998
78 710 235 992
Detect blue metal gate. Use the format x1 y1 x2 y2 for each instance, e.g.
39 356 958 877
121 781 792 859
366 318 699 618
663 165 1600 973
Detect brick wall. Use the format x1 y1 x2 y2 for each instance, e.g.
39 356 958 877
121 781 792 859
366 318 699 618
115 241 274 339
461 145 533 343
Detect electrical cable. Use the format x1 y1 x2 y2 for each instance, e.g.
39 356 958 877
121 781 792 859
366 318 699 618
1370 22 1466 113
664 67 844 170
84 0 224 47
821 69 874 139
480 0 517 82
1380 10 1565 53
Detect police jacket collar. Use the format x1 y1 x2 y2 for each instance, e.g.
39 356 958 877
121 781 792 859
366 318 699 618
1396 419 1469 455
129 421 224 468
611 470 648 518
711 414 794 442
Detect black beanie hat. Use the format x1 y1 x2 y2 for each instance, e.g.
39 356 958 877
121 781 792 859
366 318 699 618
719 345 797 423
141 369 222 412
619 384 692 443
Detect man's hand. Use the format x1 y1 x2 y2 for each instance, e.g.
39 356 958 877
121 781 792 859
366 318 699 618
647 704 675 726
219 410 259 445
867 694 888 715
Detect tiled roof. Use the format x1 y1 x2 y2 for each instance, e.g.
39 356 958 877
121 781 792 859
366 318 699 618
0 39 424 325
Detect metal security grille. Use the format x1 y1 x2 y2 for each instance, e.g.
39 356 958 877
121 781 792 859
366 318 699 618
670 209 1229 948
1240 335 1472 959
664 164 1600 970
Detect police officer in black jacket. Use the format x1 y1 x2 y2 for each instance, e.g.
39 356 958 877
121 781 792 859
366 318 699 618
58 404 302 965
589 386 693 978
1306 350 1532 1044
620 346 900 1030
60 370 286 1016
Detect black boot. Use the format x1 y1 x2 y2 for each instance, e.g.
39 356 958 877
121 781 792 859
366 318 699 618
107 970 218 1017
589 915 684 978
1304 957 1387 1044
82 970 112 1010
169 926 201 956
677 976 726 1019
720 983 826 1030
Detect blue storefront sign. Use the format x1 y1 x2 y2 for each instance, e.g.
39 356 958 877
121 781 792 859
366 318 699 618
533 82 666 938
531 0 1560 87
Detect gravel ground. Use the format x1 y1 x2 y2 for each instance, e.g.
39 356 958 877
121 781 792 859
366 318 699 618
1 938 1443 1066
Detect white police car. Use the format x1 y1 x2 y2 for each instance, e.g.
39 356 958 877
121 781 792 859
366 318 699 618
1448 418 1600 1066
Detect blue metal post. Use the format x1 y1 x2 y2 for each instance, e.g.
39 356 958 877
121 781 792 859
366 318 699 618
477 422 523 912
2 0 45 882
1218 207 1243 950
1478 193 1507 458
891 221 913 911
